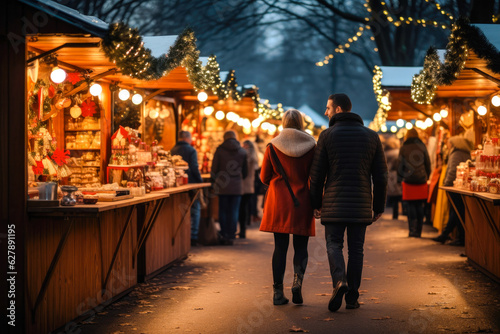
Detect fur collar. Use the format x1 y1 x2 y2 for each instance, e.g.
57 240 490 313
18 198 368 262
270 128 316 157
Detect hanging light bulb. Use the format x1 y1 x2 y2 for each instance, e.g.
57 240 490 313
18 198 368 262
50 66 66 84
380 124 387 132
118 89 130 101
381 96 389 105
215 110 225 120
405 122 413 130
433 112 442 122
132 93 143 105
89 83 102 96
148 108 159 119
396 119 405 127
204 106 214 116
390 126 397 133
477 105 487 116
439 108 448 118
425 117 433 128
261 122 270 131
415 120 424 129
491 95 500 107
197 91 208 102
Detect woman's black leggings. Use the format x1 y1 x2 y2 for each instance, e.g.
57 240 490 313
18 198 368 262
272 233 309 284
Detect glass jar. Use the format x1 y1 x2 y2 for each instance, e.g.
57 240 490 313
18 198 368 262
470 177 478 192
478 176 489 192
488 178 500 194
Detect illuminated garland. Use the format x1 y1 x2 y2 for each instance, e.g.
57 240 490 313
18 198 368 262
370 66 390 131
102 23 221 91
411 18 500 104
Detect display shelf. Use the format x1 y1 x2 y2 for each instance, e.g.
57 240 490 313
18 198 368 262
67 148 101 151
64 128 101 132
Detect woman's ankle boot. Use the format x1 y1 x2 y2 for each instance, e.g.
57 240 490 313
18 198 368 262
273 283 289 305
291 273 303 304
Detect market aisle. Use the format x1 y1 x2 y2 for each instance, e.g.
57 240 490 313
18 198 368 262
78 214 500 334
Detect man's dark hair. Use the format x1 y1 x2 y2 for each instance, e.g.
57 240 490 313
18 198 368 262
178 130 191 140
328 93 352 113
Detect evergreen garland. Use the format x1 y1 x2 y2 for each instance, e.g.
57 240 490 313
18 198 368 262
102 22 223 92
411 17 500 104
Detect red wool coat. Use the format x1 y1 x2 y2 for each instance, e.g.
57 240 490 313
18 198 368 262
259 145 316 236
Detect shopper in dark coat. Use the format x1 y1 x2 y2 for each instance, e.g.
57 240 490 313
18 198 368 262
171 131 203 245
397 128 431 238
211 130 248 244
310 93 388 312
385 137 402 219
432 135 473 245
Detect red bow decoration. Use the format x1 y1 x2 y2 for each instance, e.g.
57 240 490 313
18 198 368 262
81 98 97 117
51 148 70 166
66 72 82 85
32 160 44 175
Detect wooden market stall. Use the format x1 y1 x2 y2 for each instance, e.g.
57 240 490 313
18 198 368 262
411 19 500 282
2 1 216 333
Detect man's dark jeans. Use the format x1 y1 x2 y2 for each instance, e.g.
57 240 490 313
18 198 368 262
218 195 241 240
325 224 367 304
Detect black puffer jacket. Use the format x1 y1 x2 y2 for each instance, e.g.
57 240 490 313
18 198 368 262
397 137 431 185
310 112 388 225
211 138 248 195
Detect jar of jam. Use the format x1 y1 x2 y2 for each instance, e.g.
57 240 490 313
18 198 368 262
488 178 500 194
478 176 489 192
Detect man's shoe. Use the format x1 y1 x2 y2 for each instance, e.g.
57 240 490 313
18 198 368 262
346 301 360 309
291 273 303 304
273 283 289 305
431 235 450 244
219 238 233 246
328 281 348 312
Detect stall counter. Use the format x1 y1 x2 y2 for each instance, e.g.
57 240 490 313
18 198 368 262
440 186 500 283
26 183 210 334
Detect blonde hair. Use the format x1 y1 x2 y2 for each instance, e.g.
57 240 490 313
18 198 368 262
282 109 304 131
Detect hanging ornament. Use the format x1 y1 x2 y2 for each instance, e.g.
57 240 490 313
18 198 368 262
50 148 70 166
70 105 82 118
32 160 44 175
55 97 72 110
81 97 97 117
66 72 82 85
27 59 39 84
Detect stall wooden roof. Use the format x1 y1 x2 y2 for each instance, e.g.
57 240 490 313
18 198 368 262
27 35 196 92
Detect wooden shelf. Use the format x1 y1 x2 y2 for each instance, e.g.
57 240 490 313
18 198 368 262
66 148 100 151
65 128 100 132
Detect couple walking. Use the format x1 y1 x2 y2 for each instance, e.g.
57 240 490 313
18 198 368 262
260 94 388 312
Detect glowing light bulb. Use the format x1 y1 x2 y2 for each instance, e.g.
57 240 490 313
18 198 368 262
477 105 487 116
204 106 214 115
396 119 405 127
390 126 397 133
433 113 442 122
119 89 130 101
405 122 413 130
261 122 270 131
50 67 66 84
148 108 159 119
415 120 424 128
215 110 225 120
197 91 208 102
381 96 389 105
425 117 433 127
380 124 387 132
131 93 143 105
491 95 500 107
89 83 102 96
278 125 283 132
439 109 448 118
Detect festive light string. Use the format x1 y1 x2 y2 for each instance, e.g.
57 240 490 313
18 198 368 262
368 66 390 131
424 0 454 21
317 0 452 66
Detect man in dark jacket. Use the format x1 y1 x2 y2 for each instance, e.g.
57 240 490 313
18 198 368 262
211 130 248 245
310 94 388 312
171 131 203 246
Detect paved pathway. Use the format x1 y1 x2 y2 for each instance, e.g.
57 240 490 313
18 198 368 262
79 214 500 334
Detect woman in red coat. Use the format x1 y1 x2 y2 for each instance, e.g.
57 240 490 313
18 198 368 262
260 109 316 305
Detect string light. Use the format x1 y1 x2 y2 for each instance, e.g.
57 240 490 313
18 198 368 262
204 106 214 115
491 95 500 107
50 67 66 84
440 108 449 118
131 93 143 105
89 83 102 96
396 119 405 127
118 89 130 101
405 122 413 130
477 105 487 116
433 112 442 121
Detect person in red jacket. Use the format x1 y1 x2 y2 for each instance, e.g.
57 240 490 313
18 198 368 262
260 109 316 305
